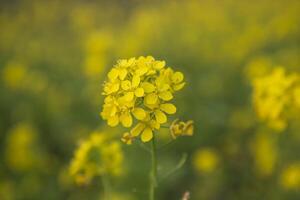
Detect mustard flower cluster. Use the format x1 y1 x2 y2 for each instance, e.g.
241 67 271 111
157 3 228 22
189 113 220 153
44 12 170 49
69 132 123 185
252 67 300 131
101 56 185 143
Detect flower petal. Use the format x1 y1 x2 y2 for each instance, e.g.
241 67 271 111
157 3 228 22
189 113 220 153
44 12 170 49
121 80 131 90
131 123 146 137
154 109 167 124
120 112 132 127
160 103 176 114
124 92 134 101
142 82 156 93
141 127 153 142
154 61 165 69
108 68 119 80
134 87 144 97
158 91 173 101
173 82 185 91
145 93 158 105
132 107 146 120
108 115 119 127
118 69 127 80
172 72 184 84
132 75 140 88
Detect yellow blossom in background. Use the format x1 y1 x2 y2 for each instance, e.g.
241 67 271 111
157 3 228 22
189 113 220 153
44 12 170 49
5 123 42 172
252 67 300 131
84 32 114 78
250 132 277 176
170 119 194 139
69 131 124 185
193 148 219 174
100 56 185 143
245 57 272 80
280 162 300 190
2 62 27 90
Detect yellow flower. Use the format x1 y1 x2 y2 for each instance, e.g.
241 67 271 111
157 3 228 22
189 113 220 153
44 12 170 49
250 132 277 176
280 163 300 190
101 56 185 143
5 123 43 172
69 131 124 185
121 132 134 145
193 148 219 173
2 62 27 90
170 119 194 139
252 67 300 131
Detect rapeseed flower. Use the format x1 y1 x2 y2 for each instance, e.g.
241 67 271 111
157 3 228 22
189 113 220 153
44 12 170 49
252 67 300 131
170 119 194 139
69 132 123 185
280 162 300 190
251 132 277 176
193 148 219 174
101 56 185 143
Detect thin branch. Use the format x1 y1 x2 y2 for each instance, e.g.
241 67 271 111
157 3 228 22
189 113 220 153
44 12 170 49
159 153 188 183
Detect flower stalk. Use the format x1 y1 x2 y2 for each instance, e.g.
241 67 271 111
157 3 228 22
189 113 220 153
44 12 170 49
149 135 158 200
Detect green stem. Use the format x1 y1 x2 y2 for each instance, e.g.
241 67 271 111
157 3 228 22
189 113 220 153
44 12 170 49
149 135 158 200
101 175 111 200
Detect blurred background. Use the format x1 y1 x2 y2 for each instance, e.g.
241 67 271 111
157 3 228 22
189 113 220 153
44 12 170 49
0 0 299 199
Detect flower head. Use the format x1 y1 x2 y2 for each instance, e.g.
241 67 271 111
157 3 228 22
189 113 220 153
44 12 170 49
193 148 219 174
252 67 300 131
280 163 300 190
101 56 185 143
170 119 194 139
69 132 123 185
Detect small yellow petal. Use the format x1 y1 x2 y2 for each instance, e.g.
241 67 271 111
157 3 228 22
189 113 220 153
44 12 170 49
108 115 119 127
154 61 165 69
150 120 160 130
135 66 148 76
173 82 185 91
121 132 133 145
134 87 144 97
132 107 146 120
154 110 167 124
145 93 158 105
184 120 194 136
124 92 134 101
121 80 131 90
108 68 119 80
131 123 146 137
110 83 120 93
158 91 173 101
120 112 132 127
160 103 176 114
172 72 184 84
119 69 127 80
142 82 156 93
141 128 153 142
132 75 140 88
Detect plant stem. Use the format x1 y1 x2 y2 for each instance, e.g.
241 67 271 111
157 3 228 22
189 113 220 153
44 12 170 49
149 135 158 200
102 175 111 200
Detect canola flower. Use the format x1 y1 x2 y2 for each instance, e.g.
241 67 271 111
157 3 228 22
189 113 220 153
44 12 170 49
250 132 277 176
252 67 300 131
101 56 185 143
170 119 194 139
69 132 123 185
193 148 219 174
2 62 27 90
5 123 42 172
280 162 300 190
